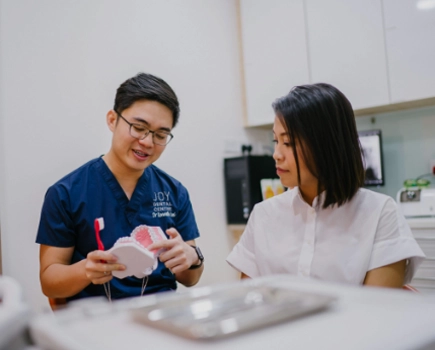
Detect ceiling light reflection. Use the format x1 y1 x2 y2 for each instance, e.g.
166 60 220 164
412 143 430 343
417 0 435 10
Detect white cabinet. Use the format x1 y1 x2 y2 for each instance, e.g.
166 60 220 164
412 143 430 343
383 0 435 103
239 0 310 126
407 218 435 295
239 0 435 127
305 0 390 110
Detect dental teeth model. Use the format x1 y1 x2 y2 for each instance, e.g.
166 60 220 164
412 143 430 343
108 225 167 279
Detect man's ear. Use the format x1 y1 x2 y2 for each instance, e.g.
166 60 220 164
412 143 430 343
106 110 117 132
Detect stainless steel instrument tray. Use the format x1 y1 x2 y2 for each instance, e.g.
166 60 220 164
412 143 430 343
131 283 336 340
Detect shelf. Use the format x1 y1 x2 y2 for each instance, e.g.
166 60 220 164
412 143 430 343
244 96 435 130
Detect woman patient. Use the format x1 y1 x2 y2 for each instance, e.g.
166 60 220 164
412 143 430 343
226 83 424 288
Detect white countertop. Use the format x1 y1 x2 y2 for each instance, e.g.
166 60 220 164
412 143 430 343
30 275 435 350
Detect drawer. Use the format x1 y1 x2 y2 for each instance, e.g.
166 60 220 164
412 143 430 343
414 265 435 279
415 239 435 258
410 277 435 291
412 228 435 240
419 258 435 269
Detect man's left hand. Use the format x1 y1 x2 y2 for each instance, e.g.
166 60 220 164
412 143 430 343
147 228 198 274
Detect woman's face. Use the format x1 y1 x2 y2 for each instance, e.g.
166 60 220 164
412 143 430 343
272 117 318 193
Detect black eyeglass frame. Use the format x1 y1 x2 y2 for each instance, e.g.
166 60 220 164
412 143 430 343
115 111 174 146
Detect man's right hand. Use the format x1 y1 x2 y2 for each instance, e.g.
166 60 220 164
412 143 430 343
39 245 125 298
85 250 126 284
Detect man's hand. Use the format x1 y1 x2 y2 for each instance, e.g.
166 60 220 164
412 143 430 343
85 250 126 284
148 228 198 274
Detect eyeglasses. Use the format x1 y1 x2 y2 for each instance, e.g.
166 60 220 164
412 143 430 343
115 111 174 146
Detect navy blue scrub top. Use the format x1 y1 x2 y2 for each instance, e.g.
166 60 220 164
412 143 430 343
36 157 200 301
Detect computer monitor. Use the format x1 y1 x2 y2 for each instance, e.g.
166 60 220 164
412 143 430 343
358 129 385 186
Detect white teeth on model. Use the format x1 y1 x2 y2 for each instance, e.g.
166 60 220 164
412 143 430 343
134 150 147 157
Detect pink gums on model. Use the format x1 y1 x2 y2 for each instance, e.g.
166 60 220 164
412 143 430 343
131 225 166 254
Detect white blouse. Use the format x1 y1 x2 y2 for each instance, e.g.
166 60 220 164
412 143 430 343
226 187 425 285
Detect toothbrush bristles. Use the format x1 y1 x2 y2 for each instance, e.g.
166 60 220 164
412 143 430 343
97 217 105 231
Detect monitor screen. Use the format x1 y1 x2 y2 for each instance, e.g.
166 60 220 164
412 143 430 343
358 129 384 186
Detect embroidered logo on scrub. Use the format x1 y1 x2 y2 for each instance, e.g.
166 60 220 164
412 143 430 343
152 191 176 218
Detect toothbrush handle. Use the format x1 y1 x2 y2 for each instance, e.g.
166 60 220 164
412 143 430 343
96 234 105 251
94 220 105 251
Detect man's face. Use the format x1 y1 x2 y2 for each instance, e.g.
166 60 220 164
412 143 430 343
107 100 173 175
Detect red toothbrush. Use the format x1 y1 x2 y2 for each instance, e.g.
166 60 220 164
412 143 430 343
94 217 105 250
95 217 111 301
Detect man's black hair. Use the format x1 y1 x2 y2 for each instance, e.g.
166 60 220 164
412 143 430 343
114 72 180 127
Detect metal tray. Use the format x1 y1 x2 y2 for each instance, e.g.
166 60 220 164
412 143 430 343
131 282 336 340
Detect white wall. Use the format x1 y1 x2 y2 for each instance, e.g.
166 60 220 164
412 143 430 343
356 106 435 199
0 0 272 312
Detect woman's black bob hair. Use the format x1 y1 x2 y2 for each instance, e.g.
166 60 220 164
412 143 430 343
272 83 365 209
